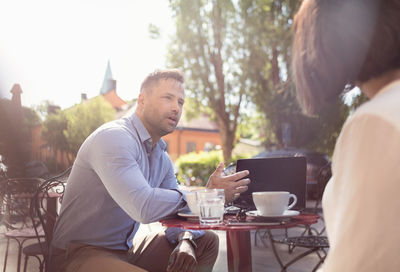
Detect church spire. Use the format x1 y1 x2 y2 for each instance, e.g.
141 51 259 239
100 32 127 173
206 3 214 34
100 60 116 94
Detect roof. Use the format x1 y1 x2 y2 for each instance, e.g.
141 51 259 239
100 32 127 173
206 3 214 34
102 90 127 110
118 102 137 119
177 113 219 131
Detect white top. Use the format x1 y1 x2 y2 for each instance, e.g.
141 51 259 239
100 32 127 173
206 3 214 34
320 80 400 271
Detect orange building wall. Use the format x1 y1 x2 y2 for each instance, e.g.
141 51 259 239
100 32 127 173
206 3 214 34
163 129 221 161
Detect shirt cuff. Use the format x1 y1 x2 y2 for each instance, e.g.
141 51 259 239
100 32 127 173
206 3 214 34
165 228 205 244
170 188 187 209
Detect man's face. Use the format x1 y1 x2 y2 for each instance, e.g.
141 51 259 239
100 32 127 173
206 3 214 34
139 78 185 139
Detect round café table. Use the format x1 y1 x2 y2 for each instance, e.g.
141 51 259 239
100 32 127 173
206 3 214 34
161 213 319 272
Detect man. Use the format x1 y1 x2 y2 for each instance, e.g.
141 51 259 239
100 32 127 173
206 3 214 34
51 69 250 272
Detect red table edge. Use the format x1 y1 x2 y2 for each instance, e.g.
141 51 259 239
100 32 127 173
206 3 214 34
160 213 319 230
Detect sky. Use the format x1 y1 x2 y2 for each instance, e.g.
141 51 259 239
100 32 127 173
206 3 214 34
0 0 175 109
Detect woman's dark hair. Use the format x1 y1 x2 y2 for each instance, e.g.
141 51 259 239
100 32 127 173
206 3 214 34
140 69 184 93
292 0 400 114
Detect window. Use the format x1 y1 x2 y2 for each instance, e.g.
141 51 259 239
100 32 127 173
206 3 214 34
186 142 196 153
204 142 216 152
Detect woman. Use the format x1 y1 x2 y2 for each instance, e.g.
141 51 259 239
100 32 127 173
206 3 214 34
292 0 400 271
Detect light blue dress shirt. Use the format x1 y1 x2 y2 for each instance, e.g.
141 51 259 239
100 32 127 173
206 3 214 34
52 113 203 250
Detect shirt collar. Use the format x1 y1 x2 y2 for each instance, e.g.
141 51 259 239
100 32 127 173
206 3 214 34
130 113 167 152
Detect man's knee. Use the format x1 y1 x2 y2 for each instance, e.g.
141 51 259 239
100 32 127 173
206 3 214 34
195 231 219 271
78 254 146 272
198 230 219 256
204 231 219 249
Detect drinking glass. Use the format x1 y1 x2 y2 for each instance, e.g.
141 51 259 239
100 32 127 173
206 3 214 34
197 189 225 225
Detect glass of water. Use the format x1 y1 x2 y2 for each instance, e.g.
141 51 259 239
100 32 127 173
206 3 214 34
197 189 225 225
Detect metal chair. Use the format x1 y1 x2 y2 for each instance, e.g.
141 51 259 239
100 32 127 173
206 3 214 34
1 177 44 272
275 162 332 271
22 167 71 272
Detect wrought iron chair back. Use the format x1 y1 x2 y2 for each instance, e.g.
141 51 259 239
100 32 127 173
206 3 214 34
295 161 331 237
27 166 71 271
1 177 43 272
1 178 42 230
315 162 332 211
278 162 332 271
252 162 332 271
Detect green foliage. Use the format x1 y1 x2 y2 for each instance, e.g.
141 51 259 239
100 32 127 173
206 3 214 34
283 98 349 156
183 97 215 121
34 100 60 121
22 106 41 128
41 109 69 153
168 0 248 162
176 151 222 186
348 89 369 113
41 96 115 157
63 96 115 155
175 150 248 186
237 110 272 142
168 0 349 158
238 0 301 145
148 23 161 39
236 0 347 155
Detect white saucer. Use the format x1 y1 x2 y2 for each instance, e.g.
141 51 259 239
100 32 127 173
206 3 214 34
177 211 199 220
246 210 300 218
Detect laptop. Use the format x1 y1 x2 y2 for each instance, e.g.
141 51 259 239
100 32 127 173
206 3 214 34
233 157 307 211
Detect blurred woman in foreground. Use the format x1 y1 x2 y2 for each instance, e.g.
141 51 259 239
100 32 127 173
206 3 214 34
292 0 400 271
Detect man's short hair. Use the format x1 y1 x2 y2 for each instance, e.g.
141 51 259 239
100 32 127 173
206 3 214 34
140 69 184 93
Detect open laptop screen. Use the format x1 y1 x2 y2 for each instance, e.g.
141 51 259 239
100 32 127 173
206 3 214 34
233 157 307 210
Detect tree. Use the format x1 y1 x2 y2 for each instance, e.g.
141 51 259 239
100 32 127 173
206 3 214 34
168 0 348 160
63 96 115 155
168 0 247 163
239 0 300 146
347 88 369 113
40 96 115 170
240 0 348 155
35 100 61 120
41 109 70 163
236 109 271 142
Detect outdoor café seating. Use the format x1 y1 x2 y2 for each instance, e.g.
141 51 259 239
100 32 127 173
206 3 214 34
22 167 71 272
269 162 331 271
0 167 71 272
1 177 43 272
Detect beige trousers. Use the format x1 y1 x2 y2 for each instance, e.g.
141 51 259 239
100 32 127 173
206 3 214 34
49 231 219 272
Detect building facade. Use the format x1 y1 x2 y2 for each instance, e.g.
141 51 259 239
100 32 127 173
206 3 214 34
29 62 221 169
163 113 221 162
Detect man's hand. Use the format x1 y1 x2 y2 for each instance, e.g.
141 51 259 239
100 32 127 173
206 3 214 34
206 162 250 203
167 233 197 272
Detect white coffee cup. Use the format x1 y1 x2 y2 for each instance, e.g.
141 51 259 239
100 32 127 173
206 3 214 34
185 191 200 215
252 191 297 216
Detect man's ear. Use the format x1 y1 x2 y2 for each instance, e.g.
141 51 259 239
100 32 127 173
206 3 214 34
137 92 145 110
